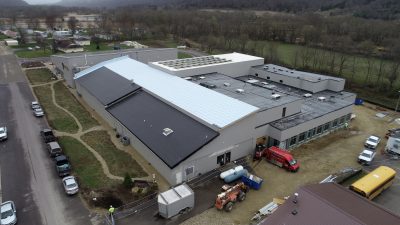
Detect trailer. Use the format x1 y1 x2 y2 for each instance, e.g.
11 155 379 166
158 183 194 219
241 172 263 190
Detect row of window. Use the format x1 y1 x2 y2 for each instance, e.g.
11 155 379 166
288 114 351 147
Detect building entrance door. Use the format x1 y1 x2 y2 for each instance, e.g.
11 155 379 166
217 152 231 166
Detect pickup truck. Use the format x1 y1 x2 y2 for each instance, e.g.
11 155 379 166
40 129 56 143
364 135 381 150
55 155 71 177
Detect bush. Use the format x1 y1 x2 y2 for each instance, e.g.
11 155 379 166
123 173 133 189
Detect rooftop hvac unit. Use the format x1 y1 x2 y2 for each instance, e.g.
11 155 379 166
318 96 326 101
246 79 259 84
261 82 268 85
304 93 313 98
183 77 192 80
199 76 205 79
223 82 231 87
271 94 281 100
236 89 245 94
263 65 269 69
163 128 174 136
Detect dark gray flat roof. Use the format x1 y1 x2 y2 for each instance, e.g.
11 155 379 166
261 183 400 225
235 75 354 130
107 90 219 169
76 67 140 106
189 73 301 110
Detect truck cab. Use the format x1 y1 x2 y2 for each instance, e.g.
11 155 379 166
55 155 71 177
264 146 299 172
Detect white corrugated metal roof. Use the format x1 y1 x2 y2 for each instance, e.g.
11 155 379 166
159 189 180 204
174 184 193 198
77 56 258 128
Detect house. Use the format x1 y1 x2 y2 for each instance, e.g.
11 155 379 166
120 41 148 49
74 36 91 46
4 39 18 46
56 40 83 53
3 30 18 39
53 30 71 39
72 53 355 185
260 183 400 225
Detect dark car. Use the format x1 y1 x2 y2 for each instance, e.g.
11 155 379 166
55 155 71 177
40 129 56 143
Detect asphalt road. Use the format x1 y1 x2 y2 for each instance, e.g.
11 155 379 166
0 44 98 225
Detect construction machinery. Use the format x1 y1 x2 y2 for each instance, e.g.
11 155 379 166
215 182 249 212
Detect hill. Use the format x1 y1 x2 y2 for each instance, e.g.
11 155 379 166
0 0 28 7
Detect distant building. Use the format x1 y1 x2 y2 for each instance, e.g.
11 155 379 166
56 40 83 53
260 183 400 225
120 41 148 49
53 30 71 39
4 39 18 46
71 52 355 185
2 30 18 39
74 36 91 46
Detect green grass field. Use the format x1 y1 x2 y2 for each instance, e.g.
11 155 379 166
53 82 99 131
0 34 7 40
33 85 79 133
81 130 147 178
25 68 54 85
15 49 53 58
58 136 115 189
178 52 193 59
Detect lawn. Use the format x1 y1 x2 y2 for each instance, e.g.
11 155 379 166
58 136 115 189
25 68 54 85
53 82 99 131
84 42 113 52
178 52 193 59
81 130 147 178
33 85 79 133
141 38 179 48
15 49 53 58
0 34 7 40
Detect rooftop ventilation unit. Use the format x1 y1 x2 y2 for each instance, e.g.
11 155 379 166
223 82 231 87
236 89 245 94
183 77 192 80
246 79 259 84
263 65 269 69
261 82 269 85
265 84 276 89
163 128 174 136
271 94 281 100
199 76 205 79
200 82 216 89
318 96 326 101
304 93 313 98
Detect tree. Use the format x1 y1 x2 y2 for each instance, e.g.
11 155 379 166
45 15 57 30
123 173 133 189
68 16 78 35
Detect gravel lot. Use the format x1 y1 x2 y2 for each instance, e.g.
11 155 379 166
181 103 399 225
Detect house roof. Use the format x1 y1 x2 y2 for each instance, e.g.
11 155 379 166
107 90 219 168
57 40 81 49
76 56 258 129
261 183 400 225
76 67 140 106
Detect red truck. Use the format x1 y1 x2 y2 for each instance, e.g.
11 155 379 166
254 145 299 172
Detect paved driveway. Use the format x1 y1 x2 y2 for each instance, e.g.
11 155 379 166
0 45 99 225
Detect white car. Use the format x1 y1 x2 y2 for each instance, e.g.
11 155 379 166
62 176 79 195
1 201 17 225
31 101 40 109
364 135 381 149
358 149 376 165
33 108 44 117
0 126 7 141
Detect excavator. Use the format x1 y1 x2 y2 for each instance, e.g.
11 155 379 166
215 182 249 212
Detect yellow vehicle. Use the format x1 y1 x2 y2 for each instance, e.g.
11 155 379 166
350 166 396 200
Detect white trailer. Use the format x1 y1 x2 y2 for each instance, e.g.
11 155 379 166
158 183 194 219
386 136 400 155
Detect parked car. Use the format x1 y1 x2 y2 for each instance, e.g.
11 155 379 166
62 176 79 195
1 201 17 225
33 107 44 117
31 101 40 109
40 129 56 143
358 149 376 165
47 141 62 157
364 135 381 149
0 126 7 141
55 155 71 177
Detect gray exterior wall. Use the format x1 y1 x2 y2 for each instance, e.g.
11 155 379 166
268 104 353 142
51 48 178 88
255 99 303 129
250 68 345 93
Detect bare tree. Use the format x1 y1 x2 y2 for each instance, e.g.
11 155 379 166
68 16 78 35
45 15 57 30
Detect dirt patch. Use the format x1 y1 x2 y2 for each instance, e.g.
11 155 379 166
21 61 45 68
182 104 396 225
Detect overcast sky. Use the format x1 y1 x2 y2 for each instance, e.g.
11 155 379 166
25 0 60 4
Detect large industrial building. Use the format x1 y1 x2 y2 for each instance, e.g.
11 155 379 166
70 52 355 185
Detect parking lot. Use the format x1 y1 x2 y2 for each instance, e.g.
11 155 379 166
181 103 400 225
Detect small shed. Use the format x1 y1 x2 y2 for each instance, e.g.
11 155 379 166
4 39 18 46
158 183 194 219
